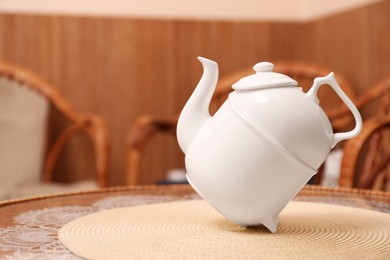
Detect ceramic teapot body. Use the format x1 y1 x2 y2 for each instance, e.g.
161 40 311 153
177 57 362 233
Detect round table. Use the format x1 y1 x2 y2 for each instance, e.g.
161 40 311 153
0 185 389 259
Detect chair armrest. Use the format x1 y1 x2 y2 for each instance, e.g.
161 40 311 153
83 115 110 187
43 114 109 187
339 116 390 190
126 115 178 185
0 61 110 187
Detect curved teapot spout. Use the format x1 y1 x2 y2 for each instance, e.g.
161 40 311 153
177 57 219 153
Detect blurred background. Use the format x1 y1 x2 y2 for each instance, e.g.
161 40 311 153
0 0 389 190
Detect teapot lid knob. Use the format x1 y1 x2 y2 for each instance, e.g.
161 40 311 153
232 61 297 90
253 62 274 73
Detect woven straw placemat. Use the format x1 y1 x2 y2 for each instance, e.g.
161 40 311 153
59 200 390 260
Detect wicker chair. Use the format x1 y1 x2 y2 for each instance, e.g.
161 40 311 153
126 61 356 185
0 61 109 199
339 78 390 191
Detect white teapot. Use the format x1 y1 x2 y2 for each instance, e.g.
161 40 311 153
177 57 362 232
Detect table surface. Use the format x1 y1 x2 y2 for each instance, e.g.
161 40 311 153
0 184 389 259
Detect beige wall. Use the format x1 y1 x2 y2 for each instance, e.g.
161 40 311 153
0 1 389 185
0 0 384 21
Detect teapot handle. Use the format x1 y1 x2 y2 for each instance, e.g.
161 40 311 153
306 72 362 148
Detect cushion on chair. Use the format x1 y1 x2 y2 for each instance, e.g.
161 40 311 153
0 77 49 198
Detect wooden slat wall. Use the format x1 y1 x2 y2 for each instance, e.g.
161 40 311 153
0 1 389 185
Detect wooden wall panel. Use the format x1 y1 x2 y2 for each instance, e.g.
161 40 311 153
290 0 390 118
0 1 389 185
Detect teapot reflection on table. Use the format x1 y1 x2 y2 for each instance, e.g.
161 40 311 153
177 57 362 233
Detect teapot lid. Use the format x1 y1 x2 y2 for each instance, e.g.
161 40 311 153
232 62 297 90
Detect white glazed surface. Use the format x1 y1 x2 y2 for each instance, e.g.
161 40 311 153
229 87 333 170
177 57 362 232
185 103 316 232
